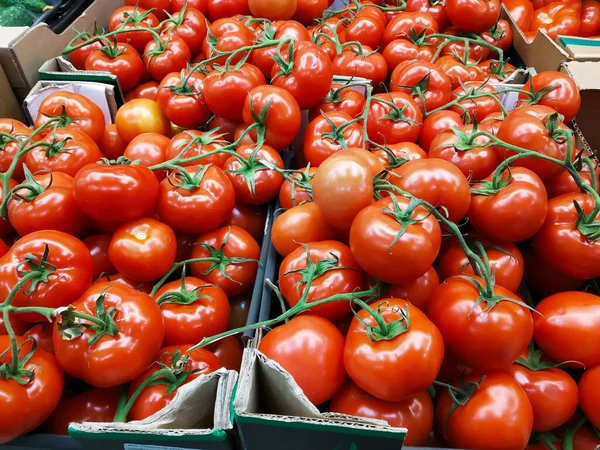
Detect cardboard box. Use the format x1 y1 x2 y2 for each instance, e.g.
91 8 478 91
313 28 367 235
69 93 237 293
0 0 123 100
0 64 25 122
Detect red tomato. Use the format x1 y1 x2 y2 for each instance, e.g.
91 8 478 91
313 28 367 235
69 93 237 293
0 119 30 181
406 0 449 29
165 130 231 168
503 0 534 31
124 81 160 102
154 277 230 345
85 44 144 92
0 313 29 336
100 123 127 159
279 166 315 209
53 282 164 387
344 299 444 402
202 18 254 66
162 6 208 56
207 0 251 20
480 19 513 58
331 382 434 446
437 55 483 90
367 92 422 145
156 70 212 129
171 0 208 14
333 45 388 88
25 322 54 354
47 388 121 434
223 203 266 243
419 110 463 153
84 235 116 280
427 276 533 371
580 0 600 36
340 9 386 49
518 71 581 123
439 27 491 61
123 133 169 179
115 99 170 142
383 38 436 73
67 35 103 70
380 267 440 312
372 142 428 169
144 34 191 82
390 61 453 113
207 335 242 371
308 83 366 121
294 0 328 24
124 0 172 20
545 163 600 199
524 248 584 298
478 59 517 81
579 366 600 430
531 2 581 41
450 81 502 122
259 315 346 405
445 0 500 32
109 6 160 53
190 226 259 296
207 116 239 143
382 11 439 46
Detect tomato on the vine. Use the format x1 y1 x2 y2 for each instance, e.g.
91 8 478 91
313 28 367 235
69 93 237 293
109 6 160 53
161 6 208 56
367 92 422 145
85 43 144 92
144 34 191 82
445 0 501 33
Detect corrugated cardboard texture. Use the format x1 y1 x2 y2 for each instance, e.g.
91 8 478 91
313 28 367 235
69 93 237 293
0 64 25 121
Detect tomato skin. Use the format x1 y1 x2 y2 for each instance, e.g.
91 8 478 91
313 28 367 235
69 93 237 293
427 276 533 371
0 119 30 181
108 218 177 283
546 164 599 199
382 11 439 46
331 383 434 446
172 0 208 14
533 291 600 368
156 71 212 129
0 231 93 322
161 7 208 57
144 34 191 82
279 166 316 209
165 130 230 168
8 172 88 237
524 248 584 299
158 165 235 234
0 336 64 444
531 2 581 42
436 372 533 450
271 202 337 257
35 91 106 144
419 110 463 153
154 277 230 345
340 9 386 49
367 92 422 145
203 18 254 67
405 0 449 29
445 0 500 33
377 267 440 312
294 0 328 23
382 38 436 74
333 46 388 88
390 158 471 223
580 0 600 36
53 282 164 387
100 124 128 159
308 84 366 122
68 36 103 70
509 363 578 432
123 133 169 180
25 322 54 354
344 299 444 402
109 6 160 53
223 203 266 243
47 388 121 434
207 0 251 20
74 162 159 223
116 99 170 143
504 0 534 31
533 193 600 279
85 44 144 92
124 0 171 20
390 61 453 113
436 56 483 90
190 226 259 296
128 345 222 421
84 235 116 280
578 366 600 430
259 315 346 405
450 82 502 122
373 142 427 169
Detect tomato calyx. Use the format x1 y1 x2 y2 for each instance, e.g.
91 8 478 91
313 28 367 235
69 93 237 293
119 5 157 29
470 164 512 196
318 113 362 149
9 165 50 203
224 146 279 198
155 269 214 307
435 374 487 435
0 337 37 385
381 194 434 250
485 22 507 41
167 164 212 191
354 301 412 342
486 59 515 79
56 287 119 346
14 245 56 295
282 167 314 205
375 97 421 126
99 39 129 59
98 156 140 166
519 82 562 110
574 200 600 241
529 432 563 450
516 341 583 371
271 41 296 78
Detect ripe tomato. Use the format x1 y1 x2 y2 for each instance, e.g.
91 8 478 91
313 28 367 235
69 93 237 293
156 70 211 129
427 276 533 371
84 235 116 280
154 277 230 345
372 142 427 169
382 11 439 46
344 299 444 402
524 248 584 299
340 9 386 49
109 6 160 53
0 336 64 444
157 165 235 233
73 161 159 223
100 124 127 159
308 83 366 121
0 313 29 336
390 61 453 113
46 388 121 434
162 6 207 56
534 291 600 367
203 18 254 66
271 202 337 256
439 27 491 61
331 382 434 446
0 231 93 322
279 166 315 209
259 315 346 405
190 226 259 296
450 82 502 122
165 130 230 168
67 35 102 70
481 19 513 58
34 91 106 144
242 86 302 151
390 158 471 222
115 99 170 142
533 193 600 279
405 0 449 29
144 34 191 82
333 45 388 88
303 112 364 167
207 335 242 371
223 144 284 205
123 132 169 179
445 0 500 33
579 366 600 430
518 71 581 123
124 81 160 103
382 38 436 73
207 0 251 20
434 56 483 90
419 110 463 152
580 0 600 36
128 345 222 420
436 373 533 450
294 0 328 23
53 282 164 387
379 267 440 312
469 167 548 243
204 64 266 121
85 44 144 92
478 59 517 82
172 0 208 13
279 240 362 321
531 2 581 42
546 162 600 199
108 218 176 282
25 322 54 354
124 0 172 20
367 92 422 145
8 171 88 237
0 119 30 180
223 203 266 243
503 0 534 31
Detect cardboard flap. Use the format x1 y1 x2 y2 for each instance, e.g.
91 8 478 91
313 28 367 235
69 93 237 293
561 61 600 91
214 370 239 431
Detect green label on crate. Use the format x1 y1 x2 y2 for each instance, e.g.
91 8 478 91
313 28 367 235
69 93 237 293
124 445 191 450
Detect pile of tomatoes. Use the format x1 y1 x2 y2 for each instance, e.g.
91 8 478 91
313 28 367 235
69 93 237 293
0 0 599 448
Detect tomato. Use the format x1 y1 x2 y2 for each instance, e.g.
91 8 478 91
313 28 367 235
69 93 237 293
73 161 159 223
85 44 144 92
242 86 301 151
381 267 440 312
518 71 581 123
84 235 116 280
0 119 30 181
108 218 176 282
577 366 600 431
546 162 599 199
124 81 160 103
533 291 600 367
480 19 513 59
53 282 164 387
344 299 443 402
331 383 434 446
382 38 436 74
428 276 533 371
0 336 64 444
206 335 242 371
367 92 422 145
390 158 471 222
124 0 172 20
278 166 315 210
34 91 106 144
208 116 239 143
162 6 207 56
382 11 439 46
372 142 427 170
580 0 600 36
406 0 449 29
436 56 483 90
109 6 160 53
203 18 254 66
503 0 534 31
204 64 266 121
340 9 386 49
303 112 364 166
190 226 259 296
157 165 235 233
350 195 441 285
294 0 328 23
0 230 93 322
144 34 191 82
333 45 388 88
390 61 453 113
531 2 581 41
439 27 491 61
524 248 584 299
172 0 208 14
249 0 296 20
67 35 102 70
478 59 517 81
25 322 54 354
223 144 284 205
450 81 502 122
8 171 88 237
47 388 121 434
100 123 127 159
272 202 337 256
123 132 169 179
308 84 366 122
259 315 345 405
156 70 211 129
0 313 29 336
165 130 231 168
436 373 533 450
128 345 222 420
469 167 548 243
446 0 500 33
115 99 170 142
154 277 230 345
419 110 463 153
222 204 265 243
207 0 251 20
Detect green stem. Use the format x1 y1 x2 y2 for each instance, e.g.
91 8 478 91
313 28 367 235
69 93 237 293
113 369 172 422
